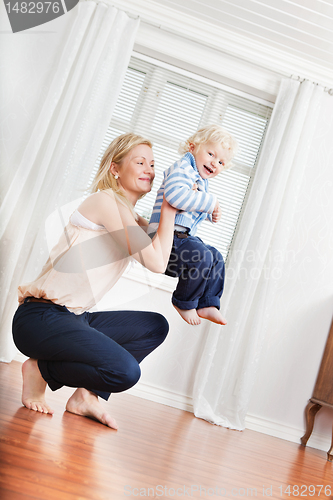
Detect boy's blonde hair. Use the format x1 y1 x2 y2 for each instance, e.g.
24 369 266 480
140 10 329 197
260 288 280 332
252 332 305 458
179 124 238 170
90 132 153 216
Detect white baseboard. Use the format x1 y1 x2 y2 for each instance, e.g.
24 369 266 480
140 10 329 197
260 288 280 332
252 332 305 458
12 355 331 454
14 353 28 363
126 381 331 454
244 413 331 454
126 381 193 413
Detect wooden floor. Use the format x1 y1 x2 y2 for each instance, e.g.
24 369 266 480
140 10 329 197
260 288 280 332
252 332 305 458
0 361 332 500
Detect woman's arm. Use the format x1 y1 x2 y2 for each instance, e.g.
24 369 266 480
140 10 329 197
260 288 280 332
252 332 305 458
136 214 149 232
79 192 176 273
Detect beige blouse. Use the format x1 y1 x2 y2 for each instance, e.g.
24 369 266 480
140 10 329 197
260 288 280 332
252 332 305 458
18 193 131 314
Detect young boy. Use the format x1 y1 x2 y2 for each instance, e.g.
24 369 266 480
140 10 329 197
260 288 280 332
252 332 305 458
148 125 237 326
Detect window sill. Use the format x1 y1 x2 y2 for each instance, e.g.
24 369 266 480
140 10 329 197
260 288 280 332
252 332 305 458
122 261 176 293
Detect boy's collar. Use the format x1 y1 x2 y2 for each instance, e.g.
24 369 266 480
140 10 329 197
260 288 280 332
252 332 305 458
184 152 207 183
184 152 199 174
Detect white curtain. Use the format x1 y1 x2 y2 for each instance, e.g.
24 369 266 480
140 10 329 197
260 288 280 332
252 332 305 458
193 78 332 430
0 1 139 362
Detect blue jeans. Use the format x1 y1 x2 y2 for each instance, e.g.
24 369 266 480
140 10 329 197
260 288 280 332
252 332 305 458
12 301 168 400
165 233 225 310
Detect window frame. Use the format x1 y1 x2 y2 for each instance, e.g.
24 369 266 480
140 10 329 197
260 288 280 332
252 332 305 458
94 52 274 292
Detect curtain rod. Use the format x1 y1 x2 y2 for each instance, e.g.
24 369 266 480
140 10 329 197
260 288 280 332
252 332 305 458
290 75 333 95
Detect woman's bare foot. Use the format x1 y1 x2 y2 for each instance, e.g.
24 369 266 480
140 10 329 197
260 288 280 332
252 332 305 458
173 305 201 325
66 388 118 430
197 307 227 325
21 358 54 414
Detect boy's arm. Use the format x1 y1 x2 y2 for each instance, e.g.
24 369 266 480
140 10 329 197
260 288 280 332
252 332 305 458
164 167 217 214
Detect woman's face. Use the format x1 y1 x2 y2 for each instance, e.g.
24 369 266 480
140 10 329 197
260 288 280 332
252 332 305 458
112 144 155 205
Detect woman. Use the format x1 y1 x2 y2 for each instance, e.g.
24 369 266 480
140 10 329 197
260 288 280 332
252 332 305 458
12 133 177 430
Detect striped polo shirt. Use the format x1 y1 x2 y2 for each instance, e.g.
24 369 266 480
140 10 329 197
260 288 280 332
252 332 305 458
148 152 217 236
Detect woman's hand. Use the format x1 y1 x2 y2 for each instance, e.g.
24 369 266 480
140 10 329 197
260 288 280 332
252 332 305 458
161 195 178 215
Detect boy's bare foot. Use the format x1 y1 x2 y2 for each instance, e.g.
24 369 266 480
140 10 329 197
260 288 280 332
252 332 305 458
66 388 118 430
173 305 201 325
22 358 54 414
197 307 227 325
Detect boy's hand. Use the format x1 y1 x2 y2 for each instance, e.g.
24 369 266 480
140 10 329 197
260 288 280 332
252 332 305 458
212 200 221 223
192 183 198 191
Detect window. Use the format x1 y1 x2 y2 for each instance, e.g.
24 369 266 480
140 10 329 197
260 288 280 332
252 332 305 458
92 53 273 262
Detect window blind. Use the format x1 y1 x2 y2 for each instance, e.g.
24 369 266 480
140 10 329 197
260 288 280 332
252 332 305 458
91 55 272 261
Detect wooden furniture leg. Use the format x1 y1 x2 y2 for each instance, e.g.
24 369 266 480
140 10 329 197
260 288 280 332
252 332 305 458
301 317 333 460
301 400 322 446
328 424 333 462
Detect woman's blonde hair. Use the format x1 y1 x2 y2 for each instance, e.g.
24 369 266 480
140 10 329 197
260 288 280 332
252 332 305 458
91 132 153 215
179 124 238 170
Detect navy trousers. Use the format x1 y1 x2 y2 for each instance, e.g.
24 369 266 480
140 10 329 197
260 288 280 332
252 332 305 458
12 301 168 400
165 233 225 311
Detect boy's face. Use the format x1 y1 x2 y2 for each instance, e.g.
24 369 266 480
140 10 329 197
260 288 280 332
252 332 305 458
189 141 233 180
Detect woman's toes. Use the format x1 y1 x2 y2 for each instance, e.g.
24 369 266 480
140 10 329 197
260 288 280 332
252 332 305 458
103 414 118 430
21 359 54 414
